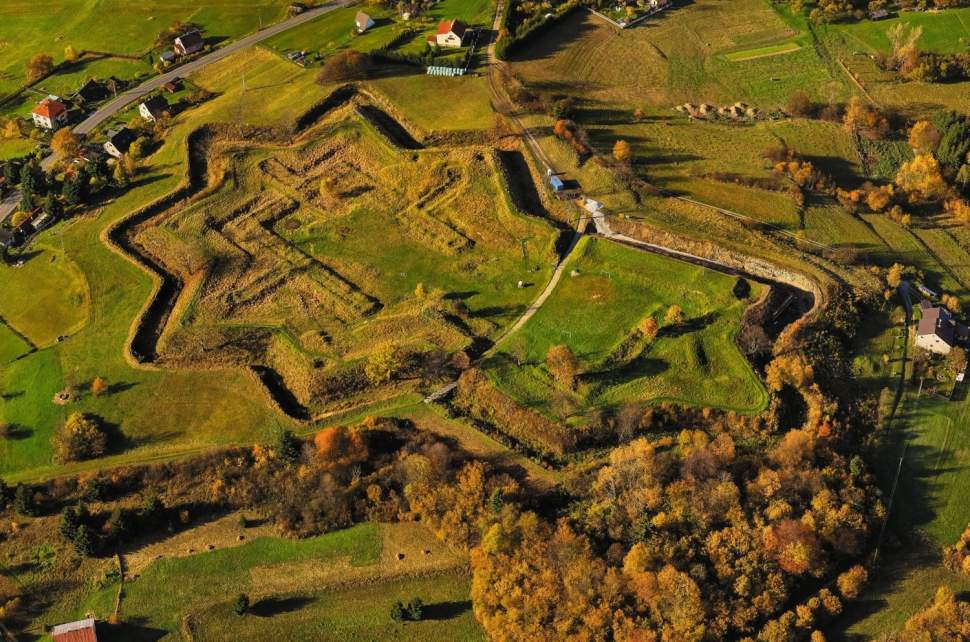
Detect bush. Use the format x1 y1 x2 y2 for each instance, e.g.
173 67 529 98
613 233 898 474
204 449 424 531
51 412 110 463
234 593 250 615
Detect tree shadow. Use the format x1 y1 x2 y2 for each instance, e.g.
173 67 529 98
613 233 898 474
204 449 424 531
421 600 473 621
656 313 717 339
99 620 168 642
251 595 315 617
1 423 33 440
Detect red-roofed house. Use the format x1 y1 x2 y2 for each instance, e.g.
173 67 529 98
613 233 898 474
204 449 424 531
51 618 99 642
428 19 468 48
32 96 68 130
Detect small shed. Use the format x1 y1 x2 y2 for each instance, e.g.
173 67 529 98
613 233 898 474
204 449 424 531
160 51 176 64
550 175 565 192
583 198 603 215
355 11 376 33
870 9 890 20
52 618 99 642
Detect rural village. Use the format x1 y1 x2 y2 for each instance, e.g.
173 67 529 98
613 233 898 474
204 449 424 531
1 0 970 640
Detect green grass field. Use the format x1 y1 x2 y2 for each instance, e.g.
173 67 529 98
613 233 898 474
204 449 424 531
0 242 89 347
488 237 767 421
0 0 303 118
366 74 495 133
262 5 401 56
40 522 482 641
822 7 970 55
722 40 803 62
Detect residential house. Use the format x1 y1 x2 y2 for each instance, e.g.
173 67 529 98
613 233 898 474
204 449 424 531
173 30 205 57
71 79 108 106
355 11 376 33
429 19 468 48
916 302 970 355
32 96 69 130
51 618 99 642
103 127 137 159
138 95 169 122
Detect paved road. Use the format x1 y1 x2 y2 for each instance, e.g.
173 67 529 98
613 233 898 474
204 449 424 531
0 1 349 219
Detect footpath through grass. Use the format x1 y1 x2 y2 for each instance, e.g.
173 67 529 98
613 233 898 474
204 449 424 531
488 237 767 421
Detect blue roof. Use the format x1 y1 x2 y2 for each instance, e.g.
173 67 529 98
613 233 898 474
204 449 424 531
549 176 565 190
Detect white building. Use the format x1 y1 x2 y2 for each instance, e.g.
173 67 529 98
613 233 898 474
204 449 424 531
31 96 68 130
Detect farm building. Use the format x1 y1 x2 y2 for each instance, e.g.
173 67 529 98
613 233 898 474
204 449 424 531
550 175 565 192
174 30 205 56
429 19 468 48
31 96 68 130
51 618 99 642
138 95 169 122
355 11 375 33
103 127 137 158
916 303 970 355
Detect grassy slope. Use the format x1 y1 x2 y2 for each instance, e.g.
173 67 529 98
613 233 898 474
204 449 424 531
511 0 845 109
489 237 767 418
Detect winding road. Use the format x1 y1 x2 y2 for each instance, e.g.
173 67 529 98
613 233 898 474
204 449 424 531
0 0 351 219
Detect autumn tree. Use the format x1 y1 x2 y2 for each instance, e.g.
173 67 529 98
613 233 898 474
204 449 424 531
836 565 867 599
316 50 371 84
843 96 889 140
313 426 368 467
887 263 905 288
765 519 823 576
897 586 970 641
896 154 949 201
365 342 405 384
910 120 942 155
26 53 54 83
613 139 633 164
51 412 110 463
90 376 107 396
639 316 659 340
546 344 579 390
664 304 684 326
51 127 79 158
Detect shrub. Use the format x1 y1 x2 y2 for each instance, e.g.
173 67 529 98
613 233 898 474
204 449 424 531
51 412 110 463
234 593 250 615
